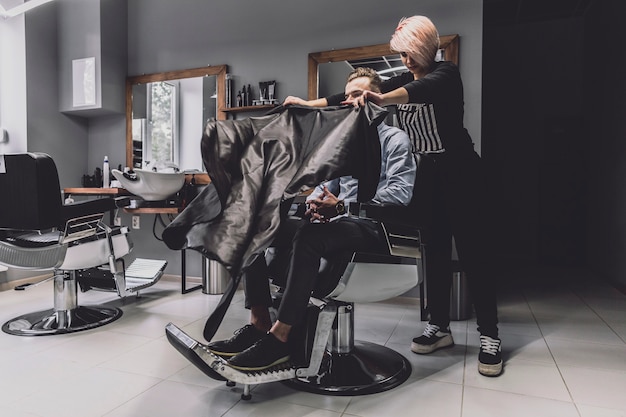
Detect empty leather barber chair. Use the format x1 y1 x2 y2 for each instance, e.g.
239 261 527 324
166 200 425 399
0 153 167 336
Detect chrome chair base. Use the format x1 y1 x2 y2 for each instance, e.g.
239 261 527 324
1 305 122 336
284 340 411 396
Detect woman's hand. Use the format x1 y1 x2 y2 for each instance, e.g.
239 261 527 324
283 96 310 106
283 96 329 108
305 186 341 223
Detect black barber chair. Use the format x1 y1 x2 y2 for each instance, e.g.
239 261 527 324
166 199 426 399
0 153 167 336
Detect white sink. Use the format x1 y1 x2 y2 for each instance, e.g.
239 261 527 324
112 169 185 201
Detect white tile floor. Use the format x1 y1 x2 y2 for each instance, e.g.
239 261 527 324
0 266 625 417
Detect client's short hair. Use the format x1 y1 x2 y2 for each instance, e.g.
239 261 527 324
346 67 382 93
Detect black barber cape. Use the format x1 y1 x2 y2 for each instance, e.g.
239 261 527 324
162 103 387 340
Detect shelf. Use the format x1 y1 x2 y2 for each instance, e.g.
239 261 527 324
186 173 210 184
221 104 278 113
64 174 210 214
63 188 131 196
123 207 181 214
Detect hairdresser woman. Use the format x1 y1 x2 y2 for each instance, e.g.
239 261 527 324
284 15 502 377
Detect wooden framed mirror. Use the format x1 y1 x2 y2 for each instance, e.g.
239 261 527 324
125 65 228 171
307 34 459 100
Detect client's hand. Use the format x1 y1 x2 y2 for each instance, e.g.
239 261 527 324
305 186 340 223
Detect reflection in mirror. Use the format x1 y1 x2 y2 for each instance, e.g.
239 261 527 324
318 54 407 98
308 35 459 100
126 65 228 172
131 81 179 169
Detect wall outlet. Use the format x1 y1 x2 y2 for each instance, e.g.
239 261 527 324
131 215 140 229
114 217 122 226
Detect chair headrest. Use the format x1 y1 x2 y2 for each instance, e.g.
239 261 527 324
0 153 62 231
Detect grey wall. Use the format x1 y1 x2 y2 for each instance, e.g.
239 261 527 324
57 0 102 113
58 0 127 116
99 0 485 277
8 0 626 291
9 0 483 280
0 13 27 155
23 0 127 189
124 0 483 147
26 5 90 191
1 5 90 282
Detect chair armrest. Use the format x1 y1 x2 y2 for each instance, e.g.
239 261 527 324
348 202 420 229
348 202 423 258
60 198 119 225
114 196 131 208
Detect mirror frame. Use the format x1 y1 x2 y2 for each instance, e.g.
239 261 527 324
125 65 229 169
307 34 459 100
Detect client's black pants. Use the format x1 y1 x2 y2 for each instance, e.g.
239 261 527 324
243 217 381 327
243 217 304 310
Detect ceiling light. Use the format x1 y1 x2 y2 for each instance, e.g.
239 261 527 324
377 66 408 75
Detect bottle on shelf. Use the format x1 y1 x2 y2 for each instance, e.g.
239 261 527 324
103 156 110 188
225 74 232 108
242 86 247 107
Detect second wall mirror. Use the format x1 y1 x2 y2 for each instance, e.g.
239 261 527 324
308 34 459 100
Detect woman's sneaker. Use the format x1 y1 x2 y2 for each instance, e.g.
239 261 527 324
207 324 266 358
478 335 503 376
411 323 454 354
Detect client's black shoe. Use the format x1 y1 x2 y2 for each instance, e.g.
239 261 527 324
227 332 290 371
207 324 266 358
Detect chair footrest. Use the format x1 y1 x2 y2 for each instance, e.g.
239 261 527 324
123 258 167 293
215 359 298 385
77 258 167 295
165 322 227 381
165 322 299 384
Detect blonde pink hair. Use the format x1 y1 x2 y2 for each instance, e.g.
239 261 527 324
390 15 440 71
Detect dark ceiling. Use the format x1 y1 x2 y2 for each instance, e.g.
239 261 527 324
484 0 596 26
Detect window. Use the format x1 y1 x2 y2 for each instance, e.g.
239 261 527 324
131 80 179 169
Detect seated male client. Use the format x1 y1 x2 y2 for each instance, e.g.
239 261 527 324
207 67 417 371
